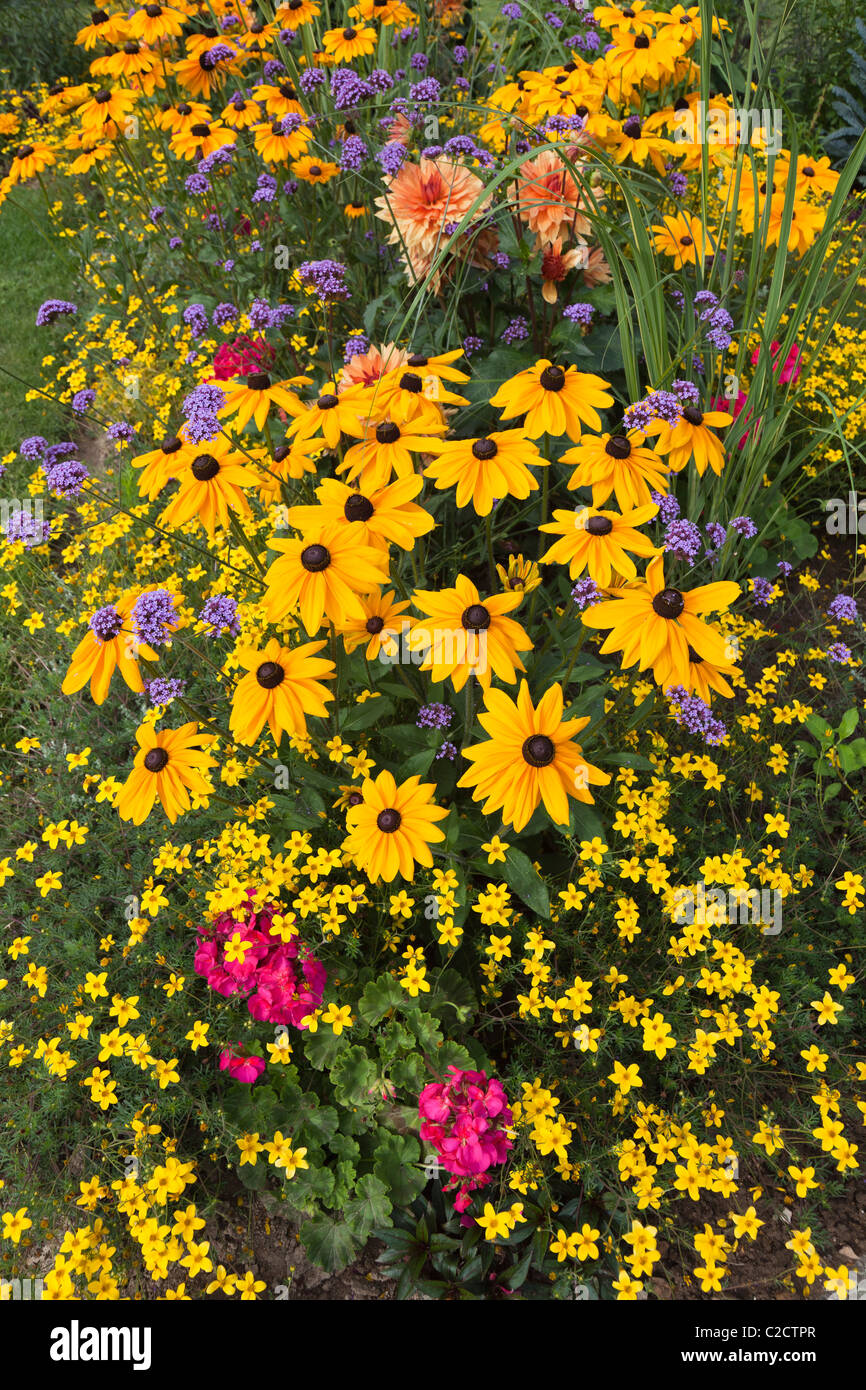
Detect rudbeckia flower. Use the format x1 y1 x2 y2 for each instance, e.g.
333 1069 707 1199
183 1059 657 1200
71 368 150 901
160 438 258 537
170 121 238 161
292 156 341 184
539 503 659 584
322 24 378 62
648 405 732 476
78 88 138 135
219 371 311 433
422 429 549 516
651 212 713 268
128 3 186 43
490 360 614 441
264 524 390 634
285 475 435 552
251 80 305 118
339 417 446 490
581 553 740 687
342 770 449 882
375 366 468 429
117 723 217 825
408 574 533 691
7 141 56 185
458 681 610 831
132 433 194 501
275 0 321 26
253 118 311 164
335 588 411 660
682 646 740 702
286 381 369 448
62 593 157 705
229 638 335 749
560 429 671 509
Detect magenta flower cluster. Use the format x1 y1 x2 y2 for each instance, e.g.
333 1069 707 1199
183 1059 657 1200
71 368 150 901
419 1066 513 1211
194 898 326 1029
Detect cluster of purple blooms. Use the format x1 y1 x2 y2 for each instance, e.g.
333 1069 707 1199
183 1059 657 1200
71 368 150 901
298 259 351 301
45 459 89 497
183 303 209 339
417 703 454 731
89 604 124 643
666 686 727 746
663 519 702 565
106 420 137 448
131 589 178 648
694 291 734 353
563 303 595 328
827 643 852 664
828 594 858 623
182 383 226 444
571 577 602 610
71 388 96 415
503 316 530 345
36 299 77 327
622 379 698 432
212 302 239 327
4 507 50 549
344 333 369 362
198 594 240 638
436 741 458 761
253 171 278 203
145 677 187 707
751 576 776 606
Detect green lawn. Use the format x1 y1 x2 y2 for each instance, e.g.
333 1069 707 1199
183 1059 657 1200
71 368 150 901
0 183 76 456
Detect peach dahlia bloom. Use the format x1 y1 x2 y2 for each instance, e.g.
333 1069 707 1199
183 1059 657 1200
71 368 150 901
374 157 492 285
511 149 592 248
340 341 409 392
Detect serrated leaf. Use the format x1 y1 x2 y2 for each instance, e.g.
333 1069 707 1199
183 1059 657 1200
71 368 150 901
345 1174 393 1240
300 1215 358 1273
359 973 405 1025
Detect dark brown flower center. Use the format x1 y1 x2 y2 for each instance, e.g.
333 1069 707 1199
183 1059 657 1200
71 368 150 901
190 123 211 137
522 734 555 767
161 435 182 453
146 4 163 16
191 453 220 480
652 587 685 619
246 372 271 390
344 493 374 522
407 353 428 367
461 604 491 631
256 661 285 688
376 808 402 833
279 82 296 97
586 515 613 536
802 165 815 177
623 115 642 138
634 33 650 48
123 41 140 54
679 234 694 246
539 364 565 392
399 372 424 393
365 615 384 634
375 421 400 444
682 405 703 425
347 791 363 806
16 144 35 158
605 434 632 459
301 543 330 572
343 27 358 38
144 748 169 773
273 443 291 462
472 438 498 460
95 89 112 103
317 393 339 409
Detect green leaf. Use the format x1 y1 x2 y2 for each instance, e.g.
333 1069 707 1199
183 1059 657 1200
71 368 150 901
332 1045 379 1107
838 707 859 740
300 1215 358 1273
303 1028 346 1070
359 973 405 1025
485 846 550 919
345 1174 393 1240
373 1131 426 1206
341 697 395 732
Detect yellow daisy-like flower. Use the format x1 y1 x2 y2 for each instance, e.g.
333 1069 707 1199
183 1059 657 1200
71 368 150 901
219 371 311 433
539 502 658 584
581 553 740 688
285 475 434 552
117 723 217 826
647 404 732 477
342 770 449 882
458 681 610 830
160 436 258 537
62 592 159 706
264 524 390 634
322 24 378 62
409 574 533 691
560 429 670 510
336 588 412 660
338 417 446 491
229 638 335 749
422 429 549 516
489 360 614 441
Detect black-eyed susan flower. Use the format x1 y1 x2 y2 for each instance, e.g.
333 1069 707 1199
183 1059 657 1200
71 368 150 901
335 588 412 660
342 770 449 882
264 524 390 634
251 80 305 118
253 117 312 164
647 404 732 476
170 121 238 162
219 371 310 433
322 24 378 62
489 360 614 441
160 438 258 537
422 429 549 516
117 723 217 826
229 638 335 748
285 475 434 552
651 212 713 268
61 594 157 706
78 88 138 135
128 3 186 43
458 681 610 831
287 381 369 448
409 574 533 691
560 430 671 509
7 141 56 184
374 366 467 430
581 553 740 687
132 433 194 501
681 645 740 702
496 554 542 596
292 156 341 184
275 0 321 26
539 502 658 585
339 417 446 490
